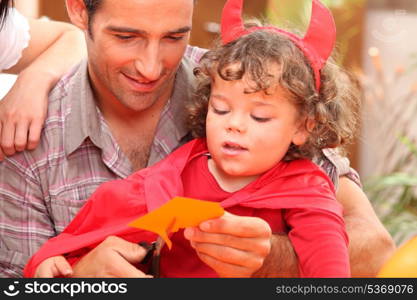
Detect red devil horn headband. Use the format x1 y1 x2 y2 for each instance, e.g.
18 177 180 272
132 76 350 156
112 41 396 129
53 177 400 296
221 0 336 92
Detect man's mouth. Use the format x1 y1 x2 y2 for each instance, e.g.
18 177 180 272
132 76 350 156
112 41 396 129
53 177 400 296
122 73 159 92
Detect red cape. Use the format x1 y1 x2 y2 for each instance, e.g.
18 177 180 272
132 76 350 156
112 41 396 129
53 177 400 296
24 138 343 277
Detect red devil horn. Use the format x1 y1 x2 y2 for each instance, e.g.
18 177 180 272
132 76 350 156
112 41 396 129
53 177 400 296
221 0 247 44
303 0 336 69
220 0 336 91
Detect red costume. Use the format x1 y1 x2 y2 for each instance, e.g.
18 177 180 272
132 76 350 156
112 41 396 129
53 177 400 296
24 139 350 277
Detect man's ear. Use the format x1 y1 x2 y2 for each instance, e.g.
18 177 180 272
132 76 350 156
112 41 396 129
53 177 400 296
66 0 89 31
292 118 315 146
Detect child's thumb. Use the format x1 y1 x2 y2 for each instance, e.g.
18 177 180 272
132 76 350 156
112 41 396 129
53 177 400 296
55 256 73 277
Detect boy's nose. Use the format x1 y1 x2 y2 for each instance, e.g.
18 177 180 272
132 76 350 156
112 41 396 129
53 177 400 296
226 114 246 133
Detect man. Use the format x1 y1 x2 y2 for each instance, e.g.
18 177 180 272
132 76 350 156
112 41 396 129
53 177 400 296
0 0 394 278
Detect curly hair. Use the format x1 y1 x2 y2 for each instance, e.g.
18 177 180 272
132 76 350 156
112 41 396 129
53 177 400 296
188 26 360 161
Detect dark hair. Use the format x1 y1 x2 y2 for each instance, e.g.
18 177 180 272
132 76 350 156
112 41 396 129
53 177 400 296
188 25 360 161
82 0 196 36
0 0 13 29
82 0 102 35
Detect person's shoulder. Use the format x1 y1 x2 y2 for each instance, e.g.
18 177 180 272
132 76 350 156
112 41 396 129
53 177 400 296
184 45 208 64
0 8 30 71
284 159 336 192
286 158 325 175
46 62 84 121
19 64 85 165
49 62 82 103
318 148 362 189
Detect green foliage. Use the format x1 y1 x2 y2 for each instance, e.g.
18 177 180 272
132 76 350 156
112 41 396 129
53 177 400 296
365 137 417 245
266 0 365 27
266 0 309 31
321 0 363 8
265 0 365 65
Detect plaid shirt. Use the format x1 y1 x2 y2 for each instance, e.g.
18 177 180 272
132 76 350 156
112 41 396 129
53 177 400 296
0 46 359 277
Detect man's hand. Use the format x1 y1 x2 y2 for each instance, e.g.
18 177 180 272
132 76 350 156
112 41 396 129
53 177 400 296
72 236 152 278
184 212 272 277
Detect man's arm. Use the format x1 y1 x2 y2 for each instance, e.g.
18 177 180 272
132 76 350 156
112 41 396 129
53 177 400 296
337 177 396 277
254 177 396 277
0 17 86 157
252 234 299 277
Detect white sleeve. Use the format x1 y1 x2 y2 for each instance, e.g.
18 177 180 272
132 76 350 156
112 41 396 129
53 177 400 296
0 8 31 72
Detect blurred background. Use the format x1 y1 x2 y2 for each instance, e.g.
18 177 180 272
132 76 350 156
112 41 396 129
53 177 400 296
2 0 417 246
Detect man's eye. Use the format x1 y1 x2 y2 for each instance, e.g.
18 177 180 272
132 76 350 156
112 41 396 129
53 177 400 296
251 115 271 122
115 35 134 40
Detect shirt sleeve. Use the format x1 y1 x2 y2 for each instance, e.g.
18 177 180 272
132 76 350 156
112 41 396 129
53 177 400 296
0 155 55 278
284 207 351 277
315 148 362 190
0 8 30 71
184 45 208 64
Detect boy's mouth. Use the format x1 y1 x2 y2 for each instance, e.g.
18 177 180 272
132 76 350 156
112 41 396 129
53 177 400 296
221 141 248 154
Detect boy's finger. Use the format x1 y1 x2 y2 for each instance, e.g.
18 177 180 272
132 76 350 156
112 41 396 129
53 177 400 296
199 212 272 238
55 257 73 277
35 265 54 278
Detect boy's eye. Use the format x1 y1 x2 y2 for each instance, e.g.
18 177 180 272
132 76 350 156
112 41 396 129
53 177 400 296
165 35 184 41
212 107 229 115
251 115 271 122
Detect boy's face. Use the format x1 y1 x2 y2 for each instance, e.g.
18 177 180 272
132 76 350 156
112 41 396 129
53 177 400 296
206 72 308 180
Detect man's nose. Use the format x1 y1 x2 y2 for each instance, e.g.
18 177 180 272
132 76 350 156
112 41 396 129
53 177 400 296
134 42 163 81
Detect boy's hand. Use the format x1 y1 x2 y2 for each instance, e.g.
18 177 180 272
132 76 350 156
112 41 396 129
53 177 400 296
34 255 73 278
184 212 272 277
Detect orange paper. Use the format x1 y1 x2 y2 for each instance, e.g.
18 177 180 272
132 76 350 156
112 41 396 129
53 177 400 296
128 197 224 249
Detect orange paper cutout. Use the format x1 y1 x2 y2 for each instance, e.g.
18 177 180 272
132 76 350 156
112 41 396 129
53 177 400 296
128 197 224 249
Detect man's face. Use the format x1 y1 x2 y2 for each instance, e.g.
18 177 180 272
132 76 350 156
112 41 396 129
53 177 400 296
85 0 193 113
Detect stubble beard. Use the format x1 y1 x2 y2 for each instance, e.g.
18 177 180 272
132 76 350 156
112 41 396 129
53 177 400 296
112 74 173 112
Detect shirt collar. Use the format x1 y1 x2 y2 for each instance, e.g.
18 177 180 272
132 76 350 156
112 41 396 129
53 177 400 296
168 55 198 142
65 59 104 155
